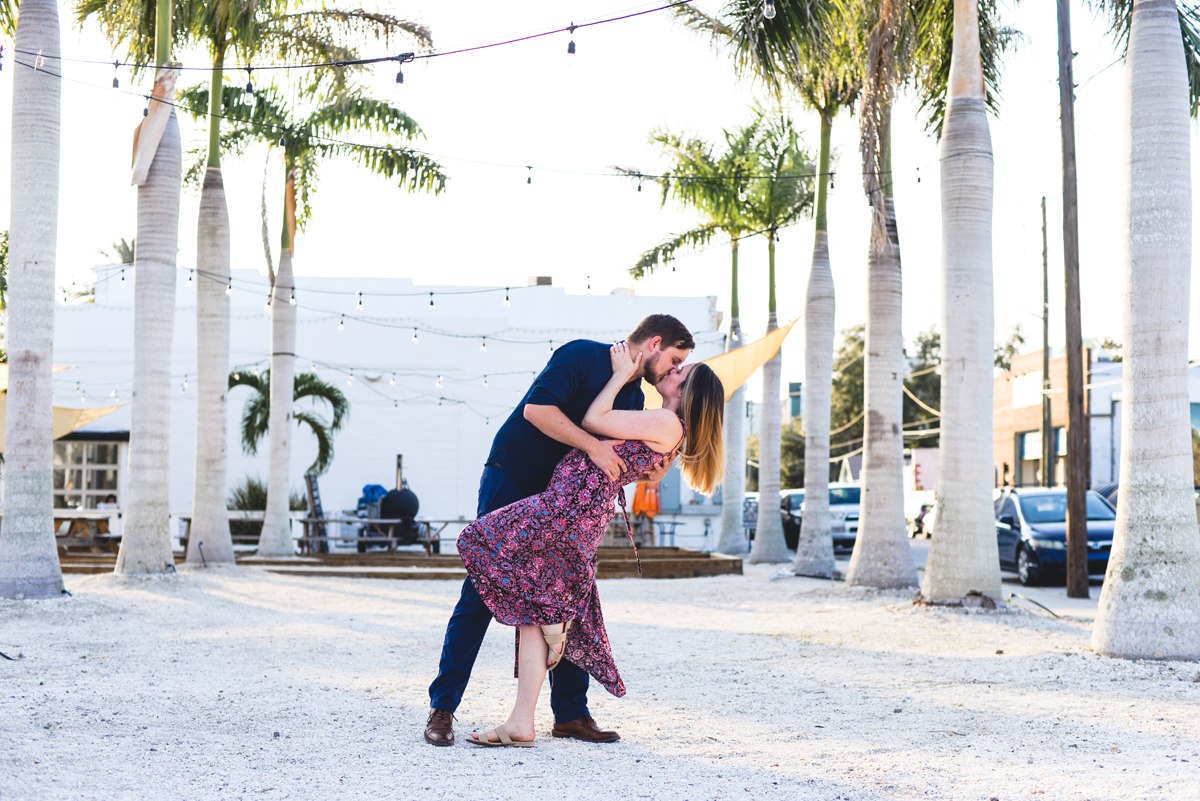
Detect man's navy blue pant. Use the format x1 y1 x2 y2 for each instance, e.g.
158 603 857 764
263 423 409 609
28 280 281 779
427 465 590 723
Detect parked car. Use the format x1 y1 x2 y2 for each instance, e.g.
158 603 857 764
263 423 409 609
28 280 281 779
993 487 1115 586
743 492 759 541
781 484 861 551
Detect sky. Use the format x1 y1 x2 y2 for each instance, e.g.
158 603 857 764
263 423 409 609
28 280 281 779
1 0 1196 404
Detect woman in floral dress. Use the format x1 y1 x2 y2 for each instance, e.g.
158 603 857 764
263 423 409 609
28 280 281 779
458 342 726 747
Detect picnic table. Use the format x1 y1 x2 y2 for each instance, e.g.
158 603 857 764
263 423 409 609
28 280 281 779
53 510 121 553
297 517 465 556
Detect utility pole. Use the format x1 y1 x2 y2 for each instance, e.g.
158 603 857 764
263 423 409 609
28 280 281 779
1058 0 1089 598
1041 197 1053 488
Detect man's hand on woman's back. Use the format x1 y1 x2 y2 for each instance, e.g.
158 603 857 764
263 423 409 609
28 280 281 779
586 440 627 482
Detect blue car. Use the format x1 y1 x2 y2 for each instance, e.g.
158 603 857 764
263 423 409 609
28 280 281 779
994 488 1114 586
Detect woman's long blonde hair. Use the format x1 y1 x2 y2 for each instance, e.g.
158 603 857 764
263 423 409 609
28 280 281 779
678 363 725 496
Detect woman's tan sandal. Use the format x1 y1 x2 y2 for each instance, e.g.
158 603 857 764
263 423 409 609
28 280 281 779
467 724 534 748
542 620 573 670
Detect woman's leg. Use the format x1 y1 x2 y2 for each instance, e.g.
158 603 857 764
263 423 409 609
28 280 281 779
471 625 548 743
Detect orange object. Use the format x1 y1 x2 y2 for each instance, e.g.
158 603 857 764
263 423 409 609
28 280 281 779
631 482 661 519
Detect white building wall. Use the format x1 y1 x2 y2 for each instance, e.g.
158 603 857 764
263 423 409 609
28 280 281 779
56 268 723 527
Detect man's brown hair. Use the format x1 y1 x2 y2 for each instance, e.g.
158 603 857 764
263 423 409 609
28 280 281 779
627 314 695 351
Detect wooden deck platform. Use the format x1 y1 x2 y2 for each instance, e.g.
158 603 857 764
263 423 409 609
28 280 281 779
57 546 742 580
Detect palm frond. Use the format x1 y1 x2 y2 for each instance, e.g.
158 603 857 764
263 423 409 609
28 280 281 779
74 0 190 77
293 410 334 475
229 368 270 455
292 372 349 432
1 0 17 39
631 222 724 279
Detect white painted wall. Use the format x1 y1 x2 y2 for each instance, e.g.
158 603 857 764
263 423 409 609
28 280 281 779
55 268 723 527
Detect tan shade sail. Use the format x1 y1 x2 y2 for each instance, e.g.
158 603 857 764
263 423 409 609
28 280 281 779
0 393 121 451
644 318 800 409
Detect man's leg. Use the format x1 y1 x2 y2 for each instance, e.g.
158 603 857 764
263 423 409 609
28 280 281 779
547 659 591 723
427 576 493 713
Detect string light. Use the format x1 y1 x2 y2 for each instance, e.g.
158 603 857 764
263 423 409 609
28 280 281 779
917 167 921 184
436 375 443 388
549 341 554 352
480 336 487 352
111 60 118 88
233 371 240 380
182 375 188 392
226 280 232 295
390 373 396 385
348 370 354 385
504 288 510 306
412 328 419 344
289 291 296 305
265 294 272 311
186 270 193 288
526 166 532 185
429 292 435 309
764 0 777 20
253 367 261 377
394 52 414 85
483 375 488 387
356 291 363 310
110 390 118 399
120 269 126 286
567 22 577 54
243 66 254 105
338 315 345 331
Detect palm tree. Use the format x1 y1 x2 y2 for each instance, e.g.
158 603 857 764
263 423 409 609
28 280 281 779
0 0 65 600
738 111 816 564
618 122 759 555
188 85 444 556
229 370 349 476
77 0 183 575
673 0 859 577
1091 0 1200 660
921 0 1002 602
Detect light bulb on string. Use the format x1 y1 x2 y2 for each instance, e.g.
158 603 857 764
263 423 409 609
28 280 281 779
233 371 240 380
120 269 126 286
338 315 345 331
186 270 193 288
110 390 119 400
483 375 488 388
412 328 419 345
265 294 272 312
567 22 576 54
480 337 487 353
243 67 255 105
226 280 232 295
503 288 510 307
310 361 316 371
390 373 396 386
436 375 443 389
348 370 354 386
253 366 260 377
394 51 414 86
356 291 362 311
289 291 296 306
526 166 532 185
830 173 835 190
112 60 120 88
916 167 921 184
764 0 777 20
182 375 188 392
549 341 554 353
394 399 398 409
429 292 435 309
738 188 748 203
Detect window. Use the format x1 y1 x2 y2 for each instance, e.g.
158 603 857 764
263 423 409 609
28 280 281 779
54 441 121 510
1018 491 1116 524
829 487 861 505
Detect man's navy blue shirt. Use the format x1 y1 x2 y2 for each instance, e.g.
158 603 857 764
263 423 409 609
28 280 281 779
486 339 645 492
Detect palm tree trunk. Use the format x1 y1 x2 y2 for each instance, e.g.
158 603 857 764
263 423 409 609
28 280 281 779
922 0 1002 602
716 241 748 554
0 0 64 599
847 103 918 589
1093 0 1200 659
116 109 182 574
794 110 837 578
186 58 234 565
258 174 298 558
749 233 788 563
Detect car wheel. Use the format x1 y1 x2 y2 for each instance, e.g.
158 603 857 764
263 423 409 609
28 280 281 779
1017 546 1040 587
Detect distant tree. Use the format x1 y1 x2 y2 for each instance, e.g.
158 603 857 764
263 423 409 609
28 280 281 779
229 369 348 476
746 433 759 493
1098 337 1123 362
994 323 1025 371
829 324 866 481
0 229 8 311
98 237 135 265
904 327 941 449
781 418 805 490
227 474 307 541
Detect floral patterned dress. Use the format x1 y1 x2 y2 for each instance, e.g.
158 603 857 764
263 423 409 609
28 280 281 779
457 421 684 698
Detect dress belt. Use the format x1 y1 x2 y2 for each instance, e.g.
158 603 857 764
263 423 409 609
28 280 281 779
616 487 643 576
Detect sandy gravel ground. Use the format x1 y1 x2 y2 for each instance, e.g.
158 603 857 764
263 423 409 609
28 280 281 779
1 564 1198 801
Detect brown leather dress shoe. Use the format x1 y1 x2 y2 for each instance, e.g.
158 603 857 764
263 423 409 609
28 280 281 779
551 716 620 743
424 709 455 746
